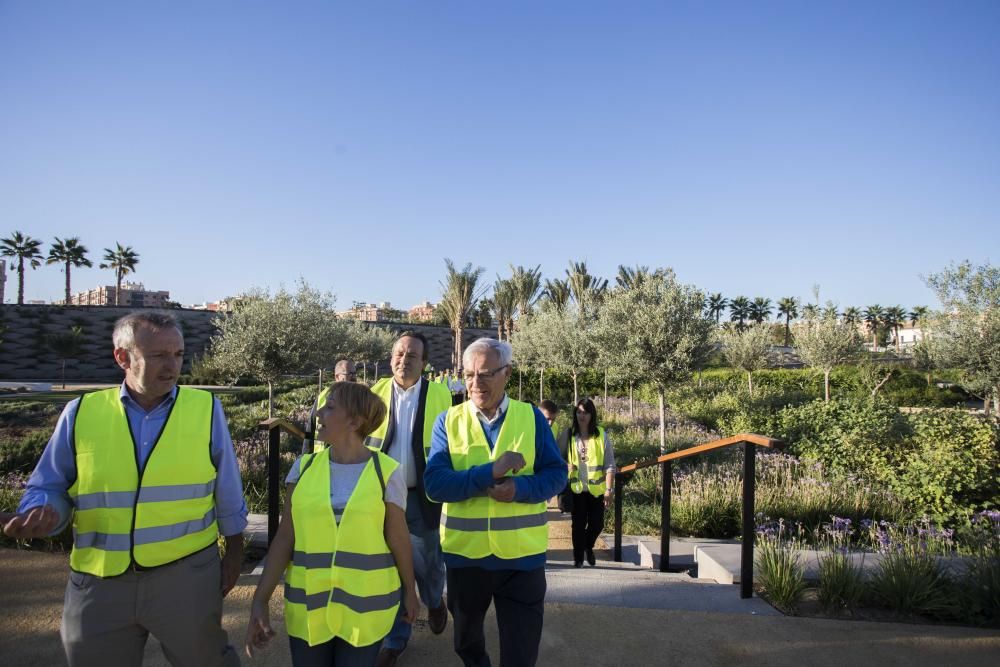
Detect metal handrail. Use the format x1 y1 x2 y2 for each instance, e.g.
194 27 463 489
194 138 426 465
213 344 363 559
612 432 783 599
258 418 305 544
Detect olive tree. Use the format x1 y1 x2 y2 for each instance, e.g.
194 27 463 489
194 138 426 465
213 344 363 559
719 323 776 395
511 304 595 404
593 271 714 453
923 260 1000 416
793 310 865 401
206 281 351 416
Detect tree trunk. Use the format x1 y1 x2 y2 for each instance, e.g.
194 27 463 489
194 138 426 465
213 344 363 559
62 359 67 390
658 389 666 454
374 361 379 378
926 372 931 387
362 362 367 383
518 368 522 400
65 263 72 303
267 380 274 418
539 368 544 401
604 368 608 404
784 317 790 347
17 260 24 304
748 371 753 396
572 371 578 405
116 272 123 306
629 382 634 418
453 325 463 373
318 368 324 393
824 370 831 402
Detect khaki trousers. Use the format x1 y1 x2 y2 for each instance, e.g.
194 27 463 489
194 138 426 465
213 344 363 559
60 545 239 667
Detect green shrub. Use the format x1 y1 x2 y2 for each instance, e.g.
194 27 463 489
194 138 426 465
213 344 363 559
755 537 808 612
894 410 1000 524
817 552 866 613
0 429 51 474
867 551 957 618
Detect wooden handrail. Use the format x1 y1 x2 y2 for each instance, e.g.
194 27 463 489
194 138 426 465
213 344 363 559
612 432 783 599
258 417 305 440
616 433 782 474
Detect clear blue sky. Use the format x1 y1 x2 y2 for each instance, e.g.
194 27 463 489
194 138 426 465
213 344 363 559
2 1 998 312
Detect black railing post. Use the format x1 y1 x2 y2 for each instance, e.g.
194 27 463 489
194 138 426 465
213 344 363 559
660 460 671 573
741 441 756 598
268 425 281 546
614 472 623 562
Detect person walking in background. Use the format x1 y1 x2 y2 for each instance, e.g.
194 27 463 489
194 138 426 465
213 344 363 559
246 381 418 666
539 399 573 514
567 398 616 568
425 338 566 667
366 332 453 667
1 310 246 666
307 359 360 453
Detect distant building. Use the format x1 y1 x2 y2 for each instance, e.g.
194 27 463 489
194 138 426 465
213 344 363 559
338 301 396 322
60 282 170 308
408 300 436 322
189 299 236 313
893 326 924 349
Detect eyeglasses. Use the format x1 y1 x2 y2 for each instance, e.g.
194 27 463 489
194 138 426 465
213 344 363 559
463 365 509 383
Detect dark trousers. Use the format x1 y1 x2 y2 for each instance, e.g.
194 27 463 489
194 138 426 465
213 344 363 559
446 566 546 667
289 636 381 667
570 491 605 561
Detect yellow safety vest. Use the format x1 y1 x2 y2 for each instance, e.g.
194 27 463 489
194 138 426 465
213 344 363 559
440 399 548 560
284 449 401 647
567 427 607 497
366 378 453 460
68 387 218 576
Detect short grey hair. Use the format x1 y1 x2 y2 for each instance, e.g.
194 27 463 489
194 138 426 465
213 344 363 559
462 337 513 369
112 311 183 351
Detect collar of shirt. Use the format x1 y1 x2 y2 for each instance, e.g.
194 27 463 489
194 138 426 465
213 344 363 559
392 377 423 400
119 381 177 414
474 394 509 427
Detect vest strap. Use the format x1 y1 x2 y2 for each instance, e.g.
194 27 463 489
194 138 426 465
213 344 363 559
132 508 217 546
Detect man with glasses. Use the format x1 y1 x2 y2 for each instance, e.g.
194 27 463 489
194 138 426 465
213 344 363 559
369 332 454 667
425 338 567 667
333 358 358 382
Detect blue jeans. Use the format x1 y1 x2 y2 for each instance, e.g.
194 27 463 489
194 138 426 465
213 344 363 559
382 489 446 650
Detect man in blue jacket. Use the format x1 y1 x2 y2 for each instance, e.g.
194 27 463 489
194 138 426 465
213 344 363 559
425 338 567 667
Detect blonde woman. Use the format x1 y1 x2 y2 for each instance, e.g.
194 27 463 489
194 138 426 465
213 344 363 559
247 382 418 666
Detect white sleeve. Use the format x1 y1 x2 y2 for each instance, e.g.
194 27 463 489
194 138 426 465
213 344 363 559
384 466 408 511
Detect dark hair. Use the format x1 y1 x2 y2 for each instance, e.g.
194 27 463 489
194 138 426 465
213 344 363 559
570 398 599 437
395 331 430 362
539 399 559 414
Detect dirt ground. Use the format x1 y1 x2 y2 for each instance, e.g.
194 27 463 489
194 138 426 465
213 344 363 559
2 547 999 667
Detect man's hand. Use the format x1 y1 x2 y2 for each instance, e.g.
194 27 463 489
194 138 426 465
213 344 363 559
487 478 517 503
492 452 526 480
221 534 244 597
1 505 59 540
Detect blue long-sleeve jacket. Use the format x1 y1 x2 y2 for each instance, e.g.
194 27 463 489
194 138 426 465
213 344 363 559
424 399 567 570
17 383 249 537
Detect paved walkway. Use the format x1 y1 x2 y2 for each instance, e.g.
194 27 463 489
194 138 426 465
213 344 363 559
2 510 998 666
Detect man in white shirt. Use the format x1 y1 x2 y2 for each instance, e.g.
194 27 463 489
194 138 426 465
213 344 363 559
366 332 454 667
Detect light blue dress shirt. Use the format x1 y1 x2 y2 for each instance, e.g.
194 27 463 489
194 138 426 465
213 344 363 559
17 383 249 537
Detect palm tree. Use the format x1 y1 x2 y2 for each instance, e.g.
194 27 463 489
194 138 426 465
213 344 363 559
509 264 542 326
749 297 772 324
842 306 861 326
489 278 517 341
1 231 43 304
706 293 728 324
47 237 93 303
565 261 608 316
884 305 907 352
776 296 798 346
801 303 820 320
438 259 485 371
99 243 140 306
863 304 884 351
908 305 929 327
542 278 571 312
729 295 751 330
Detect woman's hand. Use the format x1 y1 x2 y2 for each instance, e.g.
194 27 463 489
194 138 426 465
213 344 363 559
402 585 419 625
245 599 275 658
604 491 613 508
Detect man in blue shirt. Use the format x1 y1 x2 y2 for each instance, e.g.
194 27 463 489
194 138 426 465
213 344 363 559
1 311 246 667
425 338 566 667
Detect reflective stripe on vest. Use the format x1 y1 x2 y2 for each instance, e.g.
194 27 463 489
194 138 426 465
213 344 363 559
68 387 218 576
366 378 453 461
440 399 548 560
568 426 607 497
284 448 402 648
